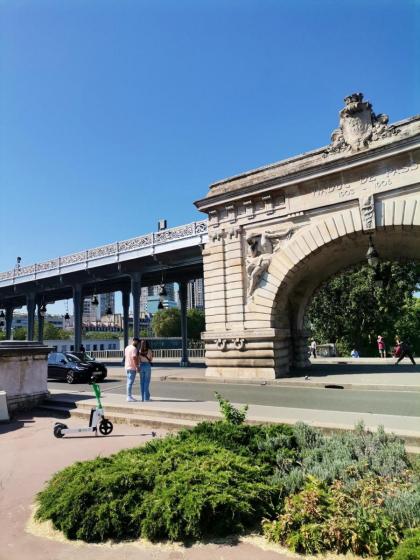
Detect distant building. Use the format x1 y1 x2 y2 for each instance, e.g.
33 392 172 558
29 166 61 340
187 278 204 309
82 298 97 323
99 293 115 319
11 313 64 330
147 296 178 315
140 283 177 315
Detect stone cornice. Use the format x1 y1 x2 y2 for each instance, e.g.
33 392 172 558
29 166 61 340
195 116 420 212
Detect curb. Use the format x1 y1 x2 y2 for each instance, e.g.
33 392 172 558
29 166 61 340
106 373 420 392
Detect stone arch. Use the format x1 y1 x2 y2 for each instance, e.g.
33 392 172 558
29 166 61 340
245 196 420 371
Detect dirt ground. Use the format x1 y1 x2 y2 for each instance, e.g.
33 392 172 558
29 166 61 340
0 411 293 560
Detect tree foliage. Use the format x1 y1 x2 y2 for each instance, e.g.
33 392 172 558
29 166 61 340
306 261 420 356
151 308 205 340
151 308 181 337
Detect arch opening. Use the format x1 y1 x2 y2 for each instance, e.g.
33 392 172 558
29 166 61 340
268 225 420 374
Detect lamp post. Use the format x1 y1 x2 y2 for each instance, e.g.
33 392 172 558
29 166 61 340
366 236 379 268
366 236 383 288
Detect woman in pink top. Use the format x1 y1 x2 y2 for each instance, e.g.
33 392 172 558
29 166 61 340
377 335 386 358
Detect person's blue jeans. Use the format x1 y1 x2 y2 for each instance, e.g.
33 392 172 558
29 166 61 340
126 369 137 398
140 362 151 401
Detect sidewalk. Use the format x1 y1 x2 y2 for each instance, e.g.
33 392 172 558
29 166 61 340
48 389 420 449
105 358 420 392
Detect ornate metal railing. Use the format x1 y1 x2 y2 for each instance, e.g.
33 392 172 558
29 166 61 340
0 220 208 282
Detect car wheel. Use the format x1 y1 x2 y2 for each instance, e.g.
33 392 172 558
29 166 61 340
66 371 75 384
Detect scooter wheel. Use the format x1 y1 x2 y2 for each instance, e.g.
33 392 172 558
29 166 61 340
99 419 113 436
53 423 67 438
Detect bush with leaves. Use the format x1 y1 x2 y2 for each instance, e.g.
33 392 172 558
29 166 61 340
263 475 407 558
214 392 248 425
269 422 410 497
36 436 277 543
391 529 420 560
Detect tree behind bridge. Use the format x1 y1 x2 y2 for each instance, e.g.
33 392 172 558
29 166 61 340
306 261 420 356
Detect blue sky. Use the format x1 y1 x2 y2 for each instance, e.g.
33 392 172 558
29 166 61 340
0 0 418 313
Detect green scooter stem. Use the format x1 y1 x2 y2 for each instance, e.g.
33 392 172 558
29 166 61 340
92 383 103 409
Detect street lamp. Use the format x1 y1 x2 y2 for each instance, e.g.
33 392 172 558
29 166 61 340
366 236 379 268
91 294 99 307
39 303 47 317
0 309 5 329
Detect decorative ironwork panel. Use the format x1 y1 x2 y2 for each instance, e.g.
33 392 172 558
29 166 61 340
154 223 194 244
0 270 14 281
88 243 118 259
60 251 86 266
17 265 36 276
118 234 153 252
36 259 59 273
195 220 208 234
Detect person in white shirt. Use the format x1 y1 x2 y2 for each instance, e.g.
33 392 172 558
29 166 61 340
310 339 317 358
351 349 360 358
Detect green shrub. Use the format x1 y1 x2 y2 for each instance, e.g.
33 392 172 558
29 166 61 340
271 423 410 496
138 446 275 541
179 420 296 469
391 529 420 560
36 437 277 543
263 476 403 558
214 392 248 425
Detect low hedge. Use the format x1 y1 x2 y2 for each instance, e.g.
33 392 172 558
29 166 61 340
36 437 277 542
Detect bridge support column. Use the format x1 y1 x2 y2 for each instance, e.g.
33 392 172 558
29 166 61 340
179 280 190 367
5 307 13 339
73 285 84 352
122 289 130 350
292 330 311 369
26 294 36 341
130 273 141 338
37 301 45 344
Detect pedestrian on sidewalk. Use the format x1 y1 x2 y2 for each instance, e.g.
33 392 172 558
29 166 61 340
394 337 416 366
351 348 360 358
377 335 386 358
310 339 317 358
125 337 139 402
138 340 153 402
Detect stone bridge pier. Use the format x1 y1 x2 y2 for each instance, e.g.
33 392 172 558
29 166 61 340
196 93 420 379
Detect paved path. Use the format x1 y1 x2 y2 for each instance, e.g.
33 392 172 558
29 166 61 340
49 376 420 417
0 412 291 560
48 387 420 447
102 358 420 391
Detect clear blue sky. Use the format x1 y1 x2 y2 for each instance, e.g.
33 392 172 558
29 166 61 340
0 0 418 313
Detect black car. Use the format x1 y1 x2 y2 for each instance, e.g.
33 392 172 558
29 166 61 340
47 352 107 384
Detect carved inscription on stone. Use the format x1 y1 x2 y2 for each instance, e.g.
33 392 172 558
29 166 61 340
360 162 419 191
313 178 355 199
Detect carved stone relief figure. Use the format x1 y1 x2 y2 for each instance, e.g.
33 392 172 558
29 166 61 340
246 226 294 299
325 93 400 155
360 194 376 230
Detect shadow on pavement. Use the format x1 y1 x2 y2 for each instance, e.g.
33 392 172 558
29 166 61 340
292 362 419 377
104 361 206 369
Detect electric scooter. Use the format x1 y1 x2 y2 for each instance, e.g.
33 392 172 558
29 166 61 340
53 373 113 438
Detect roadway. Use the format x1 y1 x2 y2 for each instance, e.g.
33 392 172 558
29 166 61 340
48 377 420 417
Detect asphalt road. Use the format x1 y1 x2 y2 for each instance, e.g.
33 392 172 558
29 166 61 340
48 378 420 417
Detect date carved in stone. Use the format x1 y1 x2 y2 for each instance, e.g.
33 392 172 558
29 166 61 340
246 226 294 299
325 93 400 155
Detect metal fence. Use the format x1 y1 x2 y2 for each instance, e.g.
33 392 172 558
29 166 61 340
89 348 205 359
